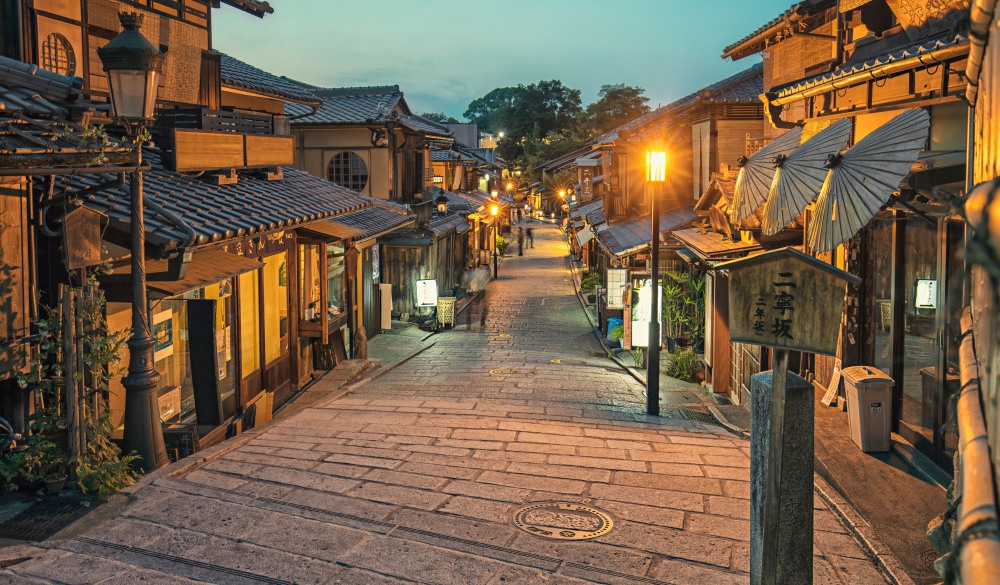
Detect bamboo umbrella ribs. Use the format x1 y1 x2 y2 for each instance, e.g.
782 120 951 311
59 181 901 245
761 118 852 235
731 126 803 223
808 108 930 253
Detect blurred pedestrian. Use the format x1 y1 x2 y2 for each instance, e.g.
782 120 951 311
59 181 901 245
516 227 524 256
516 207 522 223
526 226 534 248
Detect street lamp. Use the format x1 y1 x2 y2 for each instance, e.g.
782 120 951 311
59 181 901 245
490 204 500 279
645 147 667 416
436 193 449 215
98 12 169 472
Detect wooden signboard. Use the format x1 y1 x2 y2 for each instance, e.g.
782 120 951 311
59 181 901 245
719 247 860 357
172 129 244 171
63 205 104 271
245 135 295 167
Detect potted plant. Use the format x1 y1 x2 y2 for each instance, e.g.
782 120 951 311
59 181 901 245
685 274 706 352
43 460 67 495
662 273 688 351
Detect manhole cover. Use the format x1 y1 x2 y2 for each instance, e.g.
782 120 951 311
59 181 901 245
512 502 613 541
550 358 587 366
920 549 939 569
0 496 94 541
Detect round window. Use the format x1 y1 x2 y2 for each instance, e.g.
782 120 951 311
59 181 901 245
41 33 76 77
328 152 369 192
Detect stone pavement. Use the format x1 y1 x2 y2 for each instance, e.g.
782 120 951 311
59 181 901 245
0 223 889 584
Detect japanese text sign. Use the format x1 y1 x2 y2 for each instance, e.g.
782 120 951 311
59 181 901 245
718 247 860 356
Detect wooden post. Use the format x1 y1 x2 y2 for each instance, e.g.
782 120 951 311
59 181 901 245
74 287 88 456
62 286 79 463
761 349 790 585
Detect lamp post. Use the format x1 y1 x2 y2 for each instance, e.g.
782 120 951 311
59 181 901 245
98 12 169 472
490 203 499 279
645 148 667 416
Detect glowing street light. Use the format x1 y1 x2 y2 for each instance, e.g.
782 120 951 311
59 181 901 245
645 145 667 416
505 181 514 192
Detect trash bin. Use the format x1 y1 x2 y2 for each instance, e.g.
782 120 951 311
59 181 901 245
842 366 894 452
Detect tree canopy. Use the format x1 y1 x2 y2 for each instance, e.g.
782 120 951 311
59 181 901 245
421 112 461 124
463 81 649 176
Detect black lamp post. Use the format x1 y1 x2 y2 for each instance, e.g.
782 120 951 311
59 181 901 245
645 148 667 416
98 12 169 472
490 203 499 279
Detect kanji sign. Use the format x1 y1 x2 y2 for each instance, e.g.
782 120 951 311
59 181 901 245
718 247 860 356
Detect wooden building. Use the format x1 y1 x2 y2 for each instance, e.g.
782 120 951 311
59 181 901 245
720 0 971 472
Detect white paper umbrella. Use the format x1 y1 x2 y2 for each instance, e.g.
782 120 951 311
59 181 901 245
808 108 930 253
731 126 803 223
760 118 852 235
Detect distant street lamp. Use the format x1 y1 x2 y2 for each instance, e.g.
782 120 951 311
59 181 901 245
98 11 169 472
490 204 500 279
436 193 449 215
505 181 514 192
645 147 667 416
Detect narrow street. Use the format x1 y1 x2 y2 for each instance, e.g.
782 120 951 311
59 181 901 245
0 223 888 584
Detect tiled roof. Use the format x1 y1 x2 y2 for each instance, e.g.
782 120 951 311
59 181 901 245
429 214 469 236
594 207 699 257
1 116 136 170
571 199 606 226
431 149 468 163
721 0 834 58
220 54 319 105
399 114 452 137
287 87 404 125
220 0 273 17
596 63 763 144
673 227 761 260
326 203 414 241
61 149 371 250
0 55 82 117
773 33 968 100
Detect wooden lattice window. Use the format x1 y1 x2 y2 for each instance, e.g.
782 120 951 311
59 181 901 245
40 33 76 77
328 152 368 192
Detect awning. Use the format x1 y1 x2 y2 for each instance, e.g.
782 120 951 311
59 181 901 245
298 220 366 241
576 225 594 246
102 248 263 301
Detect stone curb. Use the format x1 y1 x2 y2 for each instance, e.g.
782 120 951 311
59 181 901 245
706 404 751 440
813 473 917 585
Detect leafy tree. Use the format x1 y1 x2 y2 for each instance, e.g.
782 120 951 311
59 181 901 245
584 84 650 137
421 112 460 124
463 86 519 133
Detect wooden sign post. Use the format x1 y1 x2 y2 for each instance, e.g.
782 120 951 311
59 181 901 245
718 247 859 585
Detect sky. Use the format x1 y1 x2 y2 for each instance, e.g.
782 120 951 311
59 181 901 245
213 0 796 119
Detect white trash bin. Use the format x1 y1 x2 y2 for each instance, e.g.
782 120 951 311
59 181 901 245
842 366 894 453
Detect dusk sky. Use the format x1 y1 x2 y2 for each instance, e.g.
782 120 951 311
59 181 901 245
213 0 796 118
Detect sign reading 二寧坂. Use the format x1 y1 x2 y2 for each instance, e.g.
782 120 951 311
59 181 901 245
720 247 860 356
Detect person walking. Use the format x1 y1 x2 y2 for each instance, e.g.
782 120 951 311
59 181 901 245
516 207 522 223
516 227 524 256
526 226 534 248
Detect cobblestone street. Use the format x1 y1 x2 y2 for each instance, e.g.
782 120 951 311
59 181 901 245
0 223 888 584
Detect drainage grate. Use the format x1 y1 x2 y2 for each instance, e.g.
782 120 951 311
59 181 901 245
0 496 94 541
512 502 614 541
680 409 718 423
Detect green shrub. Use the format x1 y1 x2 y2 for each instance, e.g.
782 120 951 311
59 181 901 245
630 347 645 368
495 234 509 256
666 348 702 383
581 271 602 291
609 325 624 340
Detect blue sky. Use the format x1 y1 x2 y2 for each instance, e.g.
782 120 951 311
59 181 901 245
213 0 795 118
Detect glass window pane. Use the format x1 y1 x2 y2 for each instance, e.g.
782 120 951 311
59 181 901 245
152 300 192 424
239 270 260 377
202 280 237 419
869 219 893 375
899 217 939 445
327 242 346 313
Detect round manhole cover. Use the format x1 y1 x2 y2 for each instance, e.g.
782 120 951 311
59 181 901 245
512 502 613 541
920 549 939 569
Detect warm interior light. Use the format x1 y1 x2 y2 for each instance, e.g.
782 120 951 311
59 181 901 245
491 190 499 198
505 182 514 191
646 150 667 183
490 204 499 216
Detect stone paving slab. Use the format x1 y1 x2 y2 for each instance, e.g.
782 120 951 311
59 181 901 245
0 224 889 584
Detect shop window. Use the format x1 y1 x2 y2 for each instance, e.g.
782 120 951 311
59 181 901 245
299 244 322 321
328 152 368 192
41 33 76 77
152 300 193 424
899 217 938 445
327 242 346 314
201 281 237 419
262 252 289 364
239 270 260 377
